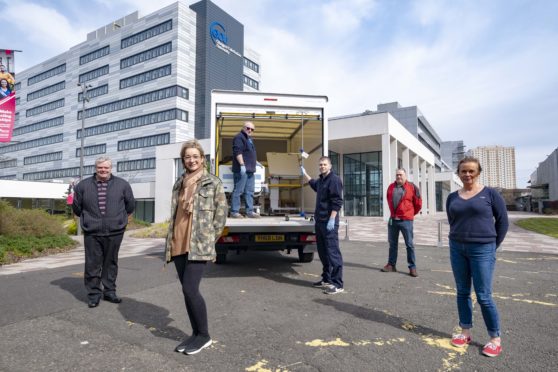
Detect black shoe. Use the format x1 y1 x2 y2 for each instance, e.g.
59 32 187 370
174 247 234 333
88 298 100 308
103 294 122 303
183 335 212 355
312 280 333 288
175 335 197 353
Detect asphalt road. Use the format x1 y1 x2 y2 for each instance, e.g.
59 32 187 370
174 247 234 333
0 241 556 371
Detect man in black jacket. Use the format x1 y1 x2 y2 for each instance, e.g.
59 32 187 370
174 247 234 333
302 156 344 294
230 121 259 218
72 156 135 308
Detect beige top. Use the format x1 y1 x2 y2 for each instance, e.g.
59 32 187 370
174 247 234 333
171 167 203 257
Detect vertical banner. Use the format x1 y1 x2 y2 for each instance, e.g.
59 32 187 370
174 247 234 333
0 95 15 142
0 49 16 143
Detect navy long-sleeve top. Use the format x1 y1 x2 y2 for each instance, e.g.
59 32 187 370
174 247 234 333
309 171 343 222
446 187 509 247
232 130 257 173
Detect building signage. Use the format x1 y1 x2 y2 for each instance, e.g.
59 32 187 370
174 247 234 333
209 21 241 57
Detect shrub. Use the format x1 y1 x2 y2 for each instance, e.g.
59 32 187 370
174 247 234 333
0 206 65 237
0 201 77 264
131 222 169 238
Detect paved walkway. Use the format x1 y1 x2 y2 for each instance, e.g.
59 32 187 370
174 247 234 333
344 211 558 255
1 211 555 276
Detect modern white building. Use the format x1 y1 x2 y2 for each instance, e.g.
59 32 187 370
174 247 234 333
529 148 558 212
0 0 260 221
469 146 516 189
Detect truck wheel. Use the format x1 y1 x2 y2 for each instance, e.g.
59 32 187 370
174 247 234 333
298 250 314 263
215 253 227 264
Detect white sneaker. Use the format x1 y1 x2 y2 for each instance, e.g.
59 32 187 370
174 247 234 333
323 286 344 295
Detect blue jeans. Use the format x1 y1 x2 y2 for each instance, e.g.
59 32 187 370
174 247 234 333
449 240 500 338
387 219 416 269
316 221 343 288
231 171 255 214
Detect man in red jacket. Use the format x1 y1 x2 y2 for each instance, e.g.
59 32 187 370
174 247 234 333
381 168 422 277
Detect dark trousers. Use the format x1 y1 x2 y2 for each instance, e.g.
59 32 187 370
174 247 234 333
174 254 209 337
315 221 343 288
387 219 416 269
84 233 124 300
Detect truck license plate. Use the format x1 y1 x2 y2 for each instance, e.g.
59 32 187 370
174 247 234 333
255 234 285 242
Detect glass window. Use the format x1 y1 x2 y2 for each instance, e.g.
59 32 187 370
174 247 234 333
25 99 65 117
0 134 63 154
121 20 172 49
24 151 63 165
27 81 66 101
0 159 17 168
78 86 188 120
343 151 382 216
120 42 172 70
79 45 110 65
78 84 109 102
119 65 171 89
117 158 156 172
28 64 66 86
243 75 259 90
78 65 109 84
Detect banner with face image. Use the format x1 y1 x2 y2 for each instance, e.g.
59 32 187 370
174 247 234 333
0 49 16 143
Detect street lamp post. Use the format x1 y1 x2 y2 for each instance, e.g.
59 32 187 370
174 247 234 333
76 83 92 235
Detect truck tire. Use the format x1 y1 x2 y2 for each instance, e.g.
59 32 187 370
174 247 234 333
215 253 227 264
298 250 314 263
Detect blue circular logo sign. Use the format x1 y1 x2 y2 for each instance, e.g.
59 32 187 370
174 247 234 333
210 22 228 45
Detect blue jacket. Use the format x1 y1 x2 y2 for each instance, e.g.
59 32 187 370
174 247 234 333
446 187 508 247
309 171 343 223
72 174 135 236
232 130 257 173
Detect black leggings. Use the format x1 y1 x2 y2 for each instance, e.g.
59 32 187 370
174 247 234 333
173 254 209 337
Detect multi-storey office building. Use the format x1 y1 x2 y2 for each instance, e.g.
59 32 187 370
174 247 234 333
469 146 516 189
0 0 260 221
441 140 466 170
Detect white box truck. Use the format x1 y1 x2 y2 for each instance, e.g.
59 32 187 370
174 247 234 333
210 90 329 264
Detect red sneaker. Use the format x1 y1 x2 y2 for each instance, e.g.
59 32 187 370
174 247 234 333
451 334 472 347
482 342 502 357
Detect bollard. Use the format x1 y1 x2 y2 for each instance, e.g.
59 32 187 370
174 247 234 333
344 219 350 241
437 221 443 248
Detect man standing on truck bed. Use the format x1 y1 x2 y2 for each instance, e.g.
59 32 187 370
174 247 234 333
302 157 344 294
231 121 260 218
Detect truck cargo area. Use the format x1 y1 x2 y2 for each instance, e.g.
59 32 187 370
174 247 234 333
210 90 328 263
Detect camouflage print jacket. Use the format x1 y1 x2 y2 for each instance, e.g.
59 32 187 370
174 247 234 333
165 169 228 263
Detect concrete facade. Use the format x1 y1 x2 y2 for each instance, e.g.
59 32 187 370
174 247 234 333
328 111 437 220
530 148 558 209
0 0 260 216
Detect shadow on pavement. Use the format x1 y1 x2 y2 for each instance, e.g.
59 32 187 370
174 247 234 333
204 251 314 288
117 297 186 342
50 277 88 304
315 297 450 340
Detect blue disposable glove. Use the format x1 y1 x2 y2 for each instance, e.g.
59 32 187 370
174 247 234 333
240 165 246 175
300 166 306 176
327 217 335 231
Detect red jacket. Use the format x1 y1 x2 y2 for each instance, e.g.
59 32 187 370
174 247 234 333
387 181 422 220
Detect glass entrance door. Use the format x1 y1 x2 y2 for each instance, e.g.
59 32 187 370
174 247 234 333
343 152 382 216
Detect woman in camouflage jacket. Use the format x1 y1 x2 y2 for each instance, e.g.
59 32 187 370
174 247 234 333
165 140 227 355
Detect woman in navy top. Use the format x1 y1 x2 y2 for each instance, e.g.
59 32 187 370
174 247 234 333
446 157 508 358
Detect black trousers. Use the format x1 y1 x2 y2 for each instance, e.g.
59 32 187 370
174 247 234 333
173 254 209 337
84 233 124 300
315 221 343 288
